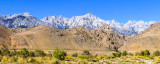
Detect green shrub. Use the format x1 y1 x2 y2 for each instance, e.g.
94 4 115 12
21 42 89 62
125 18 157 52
153 50 160 56
0 45 10 56
140 51 144 56
83 50 90 55
29 51 35 57
136 50 150 56
20 48 29 58
122 51 127 56
53 48 66 60
144 50 150 56
2 49 10 56
35 50 46 57
135 51 144 56
112 52 121 57
10 56 18 62
72 53 78 57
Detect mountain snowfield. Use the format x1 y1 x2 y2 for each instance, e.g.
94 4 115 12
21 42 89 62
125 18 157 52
0 12 156 35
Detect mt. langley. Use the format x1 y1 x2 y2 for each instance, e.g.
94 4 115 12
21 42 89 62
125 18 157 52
0 12 155 35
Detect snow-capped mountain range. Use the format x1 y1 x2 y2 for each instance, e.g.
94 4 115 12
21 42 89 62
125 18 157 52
0 12 156 35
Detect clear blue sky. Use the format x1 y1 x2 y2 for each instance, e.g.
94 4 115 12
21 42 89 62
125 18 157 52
0 0 160 23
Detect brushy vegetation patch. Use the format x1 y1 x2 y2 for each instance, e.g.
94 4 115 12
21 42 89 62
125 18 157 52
0 45 160 63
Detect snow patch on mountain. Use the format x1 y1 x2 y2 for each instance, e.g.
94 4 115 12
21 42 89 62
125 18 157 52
42 13 155 35
0 12 52 28
0 12 156 35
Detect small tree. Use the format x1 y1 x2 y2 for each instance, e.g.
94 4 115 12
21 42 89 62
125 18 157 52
2 49 10 56
20 48 29 58
122 51 127 56
53 48 66 60
144 50 150 56
29 51 35 57
0 45 10 56
153 50 160 56
83 50 90 55
35 50 46 57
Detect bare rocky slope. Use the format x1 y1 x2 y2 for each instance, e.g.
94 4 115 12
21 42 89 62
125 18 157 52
2 22 160 54
119 22 160 53
0 25 11 45
0 24 126 53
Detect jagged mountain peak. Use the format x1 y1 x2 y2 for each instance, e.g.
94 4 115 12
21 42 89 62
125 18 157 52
71 13 98 20
45 15 65 20
82 13 97 18
0 12 52 28
0 12 156 35
4 12 32 19
84 13 95 17
23 12 31 16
